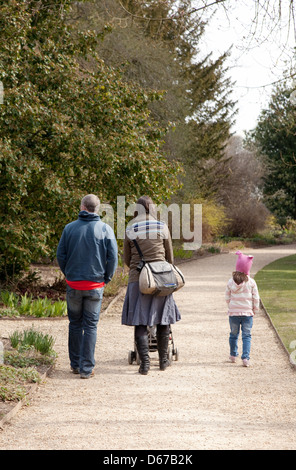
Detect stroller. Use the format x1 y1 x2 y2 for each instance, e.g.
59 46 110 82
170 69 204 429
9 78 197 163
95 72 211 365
128 325 179 366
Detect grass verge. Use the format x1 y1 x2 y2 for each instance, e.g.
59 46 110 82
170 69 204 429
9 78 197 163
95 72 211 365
255 254 296 354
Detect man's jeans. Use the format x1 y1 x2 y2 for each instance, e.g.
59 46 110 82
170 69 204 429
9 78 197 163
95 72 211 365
229 315 253 360
66 286 104 376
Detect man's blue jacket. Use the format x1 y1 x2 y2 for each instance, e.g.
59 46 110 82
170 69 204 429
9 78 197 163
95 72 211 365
57 211 118 284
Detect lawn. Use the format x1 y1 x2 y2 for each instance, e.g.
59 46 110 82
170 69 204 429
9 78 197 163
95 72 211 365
255 254 296 354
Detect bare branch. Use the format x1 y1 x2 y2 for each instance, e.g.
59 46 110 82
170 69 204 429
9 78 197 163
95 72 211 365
116 0 228 22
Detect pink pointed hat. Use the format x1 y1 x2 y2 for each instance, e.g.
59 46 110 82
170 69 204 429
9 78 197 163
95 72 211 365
235 251 253 275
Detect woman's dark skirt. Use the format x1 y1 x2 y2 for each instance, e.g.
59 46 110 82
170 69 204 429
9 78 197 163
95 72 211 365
121 281 181 327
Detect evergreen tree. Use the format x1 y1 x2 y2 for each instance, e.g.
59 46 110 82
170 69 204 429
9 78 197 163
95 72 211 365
249 83 296 221
0 0 180 279
76 0 236 201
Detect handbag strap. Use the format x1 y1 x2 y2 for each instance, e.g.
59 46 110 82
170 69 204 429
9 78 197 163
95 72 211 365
133 239 145 262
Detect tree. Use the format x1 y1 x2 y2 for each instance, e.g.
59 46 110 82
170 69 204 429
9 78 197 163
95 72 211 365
217 136 269 236
248 82 296 222
75 0 236 201
0 0 181 280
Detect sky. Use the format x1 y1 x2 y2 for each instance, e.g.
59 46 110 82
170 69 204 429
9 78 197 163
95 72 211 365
200 1 296 136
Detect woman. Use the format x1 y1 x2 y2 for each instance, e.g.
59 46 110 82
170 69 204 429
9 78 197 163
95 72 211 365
121 196 181 375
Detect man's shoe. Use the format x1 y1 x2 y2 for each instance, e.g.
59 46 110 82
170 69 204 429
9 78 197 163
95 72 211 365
71 367 80 374
80 370 95 379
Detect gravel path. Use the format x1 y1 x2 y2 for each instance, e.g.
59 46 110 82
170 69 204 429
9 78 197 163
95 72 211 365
1 244 296 450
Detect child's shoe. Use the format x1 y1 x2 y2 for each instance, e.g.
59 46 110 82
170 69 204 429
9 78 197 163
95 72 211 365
229 355 236 363
242 359 250 367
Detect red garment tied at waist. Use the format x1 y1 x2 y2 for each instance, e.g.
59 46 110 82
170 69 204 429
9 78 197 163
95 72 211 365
66 280 105 290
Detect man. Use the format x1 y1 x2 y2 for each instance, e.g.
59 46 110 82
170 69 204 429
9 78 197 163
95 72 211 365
57 194 118 379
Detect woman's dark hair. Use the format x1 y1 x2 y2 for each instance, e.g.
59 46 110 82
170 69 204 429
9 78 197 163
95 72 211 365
232 271 248 285
134 195 156 218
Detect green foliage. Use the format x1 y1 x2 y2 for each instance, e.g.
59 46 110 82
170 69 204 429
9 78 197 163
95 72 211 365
0 0 181 280
173 247 193 260
82 1 236 202
201 199 227 240
249 83 296 220
4 350 54 369
0 365 41 402
206 245 221 254
0 290 67 317
175 52 236 200
141 0 236 199
1 326 56 403
18 292 33 315
9 327 55 356
103 269 128 297
9 331 22 350
0 290 19 309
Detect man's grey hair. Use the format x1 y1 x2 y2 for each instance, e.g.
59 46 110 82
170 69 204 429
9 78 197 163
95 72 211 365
81 194 100 213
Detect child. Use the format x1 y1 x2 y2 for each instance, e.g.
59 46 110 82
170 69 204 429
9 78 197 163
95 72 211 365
225 251 260 367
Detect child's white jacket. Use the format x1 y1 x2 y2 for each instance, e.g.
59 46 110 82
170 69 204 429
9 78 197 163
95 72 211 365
225 276 260 316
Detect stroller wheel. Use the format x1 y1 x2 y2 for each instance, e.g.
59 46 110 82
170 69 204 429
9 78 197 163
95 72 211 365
173 347 179 361
136 350 140 365
168 345 173 363
128 350 136 364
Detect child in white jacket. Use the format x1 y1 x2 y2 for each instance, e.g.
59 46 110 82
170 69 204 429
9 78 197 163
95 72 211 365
225 251 260 367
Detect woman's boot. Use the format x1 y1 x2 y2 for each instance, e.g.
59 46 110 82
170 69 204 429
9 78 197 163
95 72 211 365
135 335 150 375
157 332 170 371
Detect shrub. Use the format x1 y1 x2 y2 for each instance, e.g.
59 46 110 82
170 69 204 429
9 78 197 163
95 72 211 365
225 200 270 237
200 200 227 242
